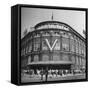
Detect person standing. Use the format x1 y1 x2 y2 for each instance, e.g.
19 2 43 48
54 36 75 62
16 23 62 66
45 68 48 81
40 69 43 80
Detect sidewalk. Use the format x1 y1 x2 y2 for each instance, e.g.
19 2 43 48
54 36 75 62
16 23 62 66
21 73 86 83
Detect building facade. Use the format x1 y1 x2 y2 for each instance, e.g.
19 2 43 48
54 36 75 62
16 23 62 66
21 21 86 73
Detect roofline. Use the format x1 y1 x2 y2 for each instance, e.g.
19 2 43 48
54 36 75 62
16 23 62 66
34 20 85 39
21 21 85 42
35 21 69 29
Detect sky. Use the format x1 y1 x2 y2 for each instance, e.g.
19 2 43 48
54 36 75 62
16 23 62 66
21 7 86 38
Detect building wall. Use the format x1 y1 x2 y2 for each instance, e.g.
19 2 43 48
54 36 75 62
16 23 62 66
21 23 86 70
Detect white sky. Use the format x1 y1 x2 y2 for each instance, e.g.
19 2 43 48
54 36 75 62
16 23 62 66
21 7 86 38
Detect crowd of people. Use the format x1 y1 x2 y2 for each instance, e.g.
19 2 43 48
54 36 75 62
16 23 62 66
22 68 85 81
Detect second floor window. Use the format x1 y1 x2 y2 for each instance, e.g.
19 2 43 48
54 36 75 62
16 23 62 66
62 38 69 51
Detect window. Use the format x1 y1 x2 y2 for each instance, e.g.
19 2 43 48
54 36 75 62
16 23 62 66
23 48 25 55
42 55 49 61
62 38 69 51
34 39 40 51
28 42 32 52
70 39 75 52
42 39 48 50
34 55 39 62
53 55 60 61
79 57 82 66
75 40 79 53
81 43 84 55
28 56 31 64
71 56 75 64
54 40 60 50
83 44 86 57
78 40 82 54
62 54 69 61
82 58 85 66
22 58 28 67
34 43 40 51
76 56 79 65
26 45 28 53
34 33 40 38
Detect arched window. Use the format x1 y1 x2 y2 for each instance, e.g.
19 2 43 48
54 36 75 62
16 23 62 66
34 55 39 62
28 56 31 64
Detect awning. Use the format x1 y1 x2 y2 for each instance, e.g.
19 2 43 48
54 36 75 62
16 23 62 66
27 61 73 65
